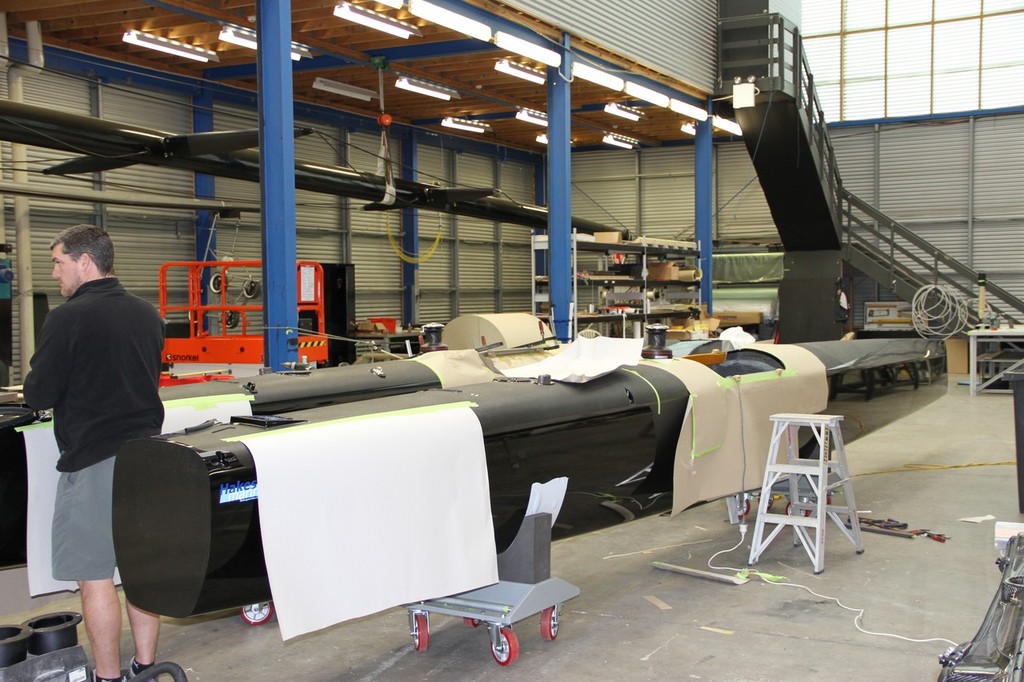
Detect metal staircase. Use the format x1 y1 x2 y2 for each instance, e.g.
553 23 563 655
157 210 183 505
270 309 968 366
718 12 1024 327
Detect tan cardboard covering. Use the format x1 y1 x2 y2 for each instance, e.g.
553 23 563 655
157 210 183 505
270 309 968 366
669 344 827 515
411 348 500 387
442 313 552 352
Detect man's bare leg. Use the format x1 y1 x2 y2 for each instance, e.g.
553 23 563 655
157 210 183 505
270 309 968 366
126 600 160 668
80 578 122 679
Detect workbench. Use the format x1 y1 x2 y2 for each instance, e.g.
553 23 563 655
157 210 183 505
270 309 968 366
968 328 1024 396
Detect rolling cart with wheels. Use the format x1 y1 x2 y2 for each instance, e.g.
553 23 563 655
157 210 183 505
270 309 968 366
404 512 579 666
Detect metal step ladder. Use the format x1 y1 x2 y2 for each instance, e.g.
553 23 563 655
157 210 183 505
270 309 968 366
747 413 864 574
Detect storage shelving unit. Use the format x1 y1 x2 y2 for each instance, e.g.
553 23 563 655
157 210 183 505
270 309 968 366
968 328 1024 396
531 233 701 338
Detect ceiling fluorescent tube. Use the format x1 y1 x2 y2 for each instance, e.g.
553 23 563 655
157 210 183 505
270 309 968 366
219 26 310 61
333 2 422 39
623 81 670 108
375 0 405 7
536 133 548 144
604 102 642 121
122 30 219 63
441 117 490 133
712 115 743 136
572 62 624 91
515 108 548 127
602 133 636 149
680 123 697 135
493 31 560 67
669 98 708 121
395 76 460 100
494 59 545 85
313 77 377 101
408 0 491 41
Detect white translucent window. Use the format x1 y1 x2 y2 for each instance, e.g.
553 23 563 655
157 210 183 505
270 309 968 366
888 1 933 26
802 0 842 35
843 0 886 30
843 79 885 120
934 0 981 20
844 31 885 79
801 1 1024 120
982 64 1024 109
803 35 841 82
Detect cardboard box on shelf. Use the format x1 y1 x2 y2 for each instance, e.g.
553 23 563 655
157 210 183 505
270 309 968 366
592 231 622 244
356 320 390 334
715 311 763 327
648 262 679 281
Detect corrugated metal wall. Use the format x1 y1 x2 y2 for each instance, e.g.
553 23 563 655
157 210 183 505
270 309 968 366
569 142 776 244
831 111 1024 325
501 0 717 92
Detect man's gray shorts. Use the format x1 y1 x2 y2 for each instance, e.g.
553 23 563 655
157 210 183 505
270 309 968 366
52 456 117 581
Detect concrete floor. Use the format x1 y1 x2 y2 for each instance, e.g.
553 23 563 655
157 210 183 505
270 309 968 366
5 372 1019 681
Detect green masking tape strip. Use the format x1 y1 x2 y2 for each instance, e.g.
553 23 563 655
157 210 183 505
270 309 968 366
223 400 479 442
716 368 797 388
162 393 255 410
17 393 256 433
17 420 52 433
688 394 722 459
621 368 661 415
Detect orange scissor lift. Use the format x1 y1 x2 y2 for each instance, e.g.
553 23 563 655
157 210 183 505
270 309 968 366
159 259 328 369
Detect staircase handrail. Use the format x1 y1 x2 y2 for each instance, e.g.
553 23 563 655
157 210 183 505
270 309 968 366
794 34 843 228
843 190 1024 323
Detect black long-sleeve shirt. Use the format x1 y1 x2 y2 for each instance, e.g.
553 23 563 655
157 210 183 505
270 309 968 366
23 277 165 472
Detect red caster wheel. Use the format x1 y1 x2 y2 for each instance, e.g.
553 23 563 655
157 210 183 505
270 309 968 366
412 612 429 652
490 626 519 666
239 601 274 626
540 605 560 641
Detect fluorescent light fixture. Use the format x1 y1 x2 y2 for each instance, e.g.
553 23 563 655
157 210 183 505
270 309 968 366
623 81 670 108
333 2 422 39
219 26 311 61
376 0 405 7
571 62 624 91
604 102 643 121
536 133 548 144
441 117 490 133
395 76 460 100
122 30 219 63
515 107 548 127
680 123 697 135
602 133 637 149
494 59 545 85
313 77 377 101
669 98 708 121
493 31 560 67
712 115 743 136
408 0 491 41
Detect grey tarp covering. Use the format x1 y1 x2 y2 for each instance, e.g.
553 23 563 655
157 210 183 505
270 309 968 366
795 338 944 376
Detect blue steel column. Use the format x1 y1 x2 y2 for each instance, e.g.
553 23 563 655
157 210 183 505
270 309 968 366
192 89 216 321
695 97 714 313
256 0 299 369
401 129 418 327
547 35 572 341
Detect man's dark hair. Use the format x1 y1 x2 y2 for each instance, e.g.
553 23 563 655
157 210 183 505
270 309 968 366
50 224 115 275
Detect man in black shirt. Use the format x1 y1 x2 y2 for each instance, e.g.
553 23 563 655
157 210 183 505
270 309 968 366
24 225 165 682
